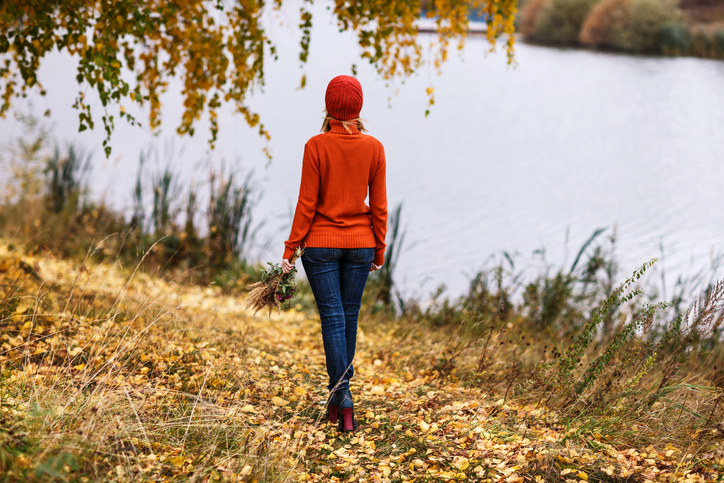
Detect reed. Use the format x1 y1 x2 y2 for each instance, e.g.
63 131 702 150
370 202 407 310
207 170 258 271
44 145 91 214
150 165 180 236
1 121 263 284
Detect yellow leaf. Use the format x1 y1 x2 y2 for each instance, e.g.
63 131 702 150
419 420 430 432
370 385 385 395
452 455 469 471
271 396 287 406
294 386 307 397
170 455 185 467
578 471 588 480
240 404 256 413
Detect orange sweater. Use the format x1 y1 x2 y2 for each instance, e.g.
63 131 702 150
283 120 388 265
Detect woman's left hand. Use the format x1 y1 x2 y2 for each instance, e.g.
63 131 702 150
282 259 295 274
370 263 382 272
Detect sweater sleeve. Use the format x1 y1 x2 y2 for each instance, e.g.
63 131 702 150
369 146 388 266
283 143 320 260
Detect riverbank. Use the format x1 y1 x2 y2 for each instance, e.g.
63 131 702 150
2 243 724 482
519 0 724 59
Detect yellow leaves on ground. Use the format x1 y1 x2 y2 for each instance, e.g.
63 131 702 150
370 385 385 395
1 245 722 482
452 455 470 470
271 396 288 407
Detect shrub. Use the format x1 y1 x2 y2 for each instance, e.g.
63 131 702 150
519 0 552 37
580 0 680 52
691 25 724 58
623 0 680 52
660 22 694 54
534 0 602 45
579 0 629 46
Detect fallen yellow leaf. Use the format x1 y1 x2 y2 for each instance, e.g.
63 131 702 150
452 455 469 471
271 396 287 406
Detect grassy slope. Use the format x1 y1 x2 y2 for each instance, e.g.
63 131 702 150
1 244 722 482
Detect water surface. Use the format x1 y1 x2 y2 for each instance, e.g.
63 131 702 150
2 5 723 297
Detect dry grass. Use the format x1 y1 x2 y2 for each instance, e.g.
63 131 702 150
0 243 319 482
2 242 724 482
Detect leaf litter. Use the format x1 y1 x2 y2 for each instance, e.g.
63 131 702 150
0 244 722 482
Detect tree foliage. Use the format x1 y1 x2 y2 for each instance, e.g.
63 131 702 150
0 0 517 157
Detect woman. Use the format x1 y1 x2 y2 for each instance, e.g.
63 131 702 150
281 75 388 432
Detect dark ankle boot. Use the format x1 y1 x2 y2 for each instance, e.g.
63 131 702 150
327 391 342 423
337 388 357 432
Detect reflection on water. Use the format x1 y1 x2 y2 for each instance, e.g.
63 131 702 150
1 5 723 297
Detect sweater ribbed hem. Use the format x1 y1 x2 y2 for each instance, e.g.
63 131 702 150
283 233 384 265
305 233 376 249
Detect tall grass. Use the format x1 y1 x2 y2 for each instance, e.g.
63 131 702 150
44 145 91 214
1 121 263 285
362 223 724 452
207 170 258 271
150 166 180 237
0 248 311 482
368 202 407 311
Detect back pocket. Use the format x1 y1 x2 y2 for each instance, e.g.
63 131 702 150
303 247 341 263
353 248 375 264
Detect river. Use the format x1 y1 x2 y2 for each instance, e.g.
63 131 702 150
1 4 723 298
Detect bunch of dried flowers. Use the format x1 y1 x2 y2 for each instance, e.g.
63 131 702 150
246 247 304 316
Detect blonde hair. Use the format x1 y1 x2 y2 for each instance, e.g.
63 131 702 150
321 111 368 134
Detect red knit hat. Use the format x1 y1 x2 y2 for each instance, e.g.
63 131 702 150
325 75 363 121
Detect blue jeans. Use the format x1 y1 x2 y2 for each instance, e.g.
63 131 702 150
302 247 374 392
